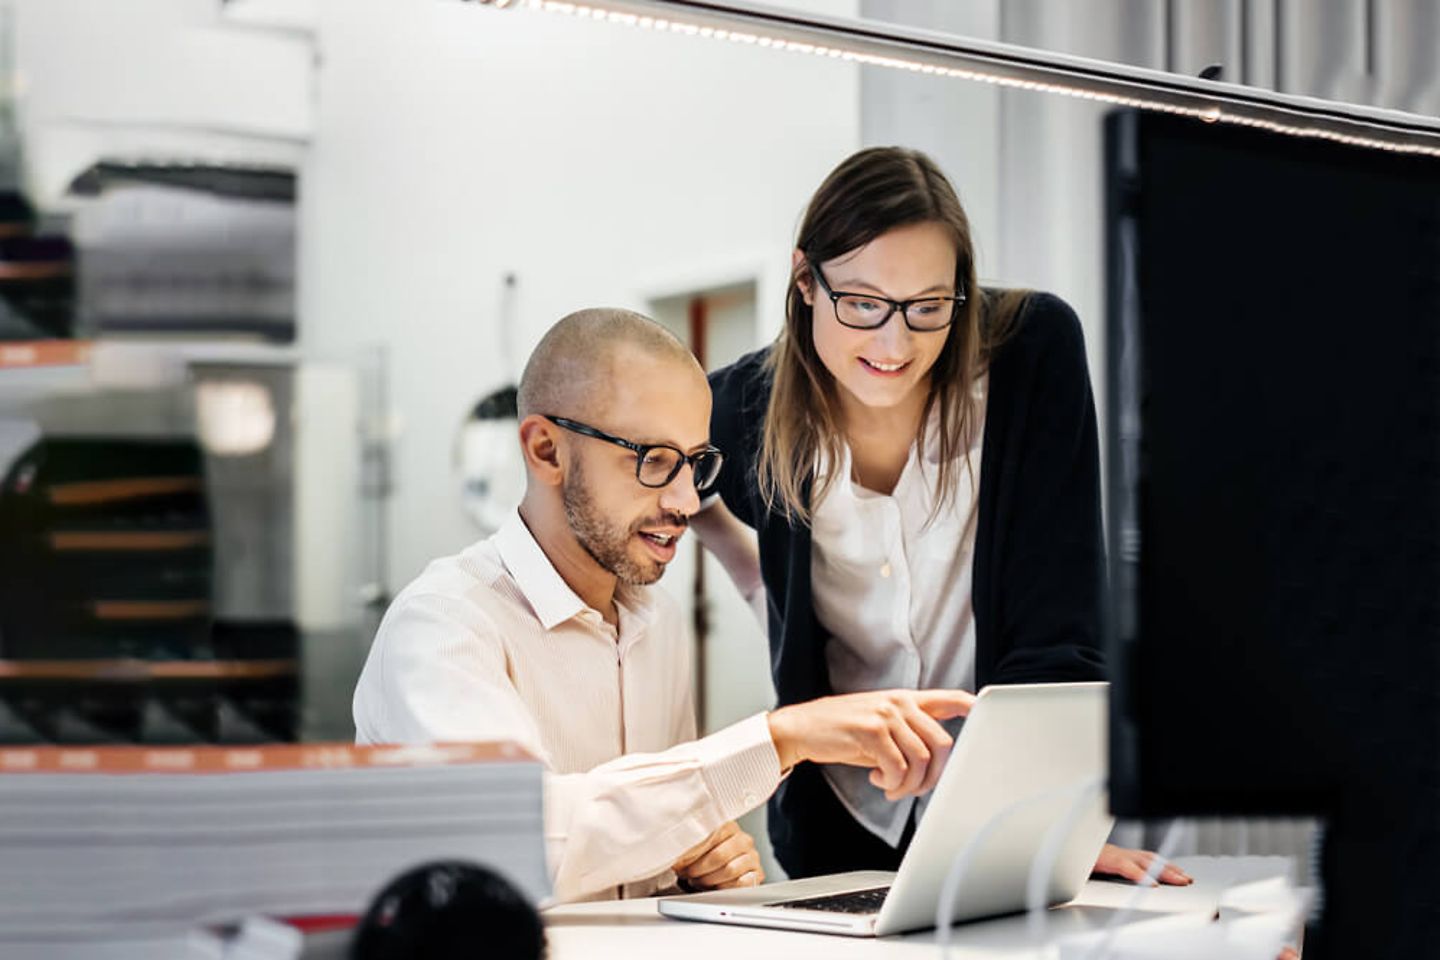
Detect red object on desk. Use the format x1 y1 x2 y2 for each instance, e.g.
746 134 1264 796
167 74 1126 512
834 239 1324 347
285 914 360 934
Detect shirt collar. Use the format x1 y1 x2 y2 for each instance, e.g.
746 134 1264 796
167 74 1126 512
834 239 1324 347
492 509 659 633
493 509 588 630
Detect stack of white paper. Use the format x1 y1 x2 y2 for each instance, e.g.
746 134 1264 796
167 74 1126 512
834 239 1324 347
0 742 548 955
1056 860 1308 960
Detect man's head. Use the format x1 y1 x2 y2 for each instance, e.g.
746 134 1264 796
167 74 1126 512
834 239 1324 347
517 308 713 588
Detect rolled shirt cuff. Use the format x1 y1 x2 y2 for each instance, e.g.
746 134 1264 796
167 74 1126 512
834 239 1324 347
697 711 783 821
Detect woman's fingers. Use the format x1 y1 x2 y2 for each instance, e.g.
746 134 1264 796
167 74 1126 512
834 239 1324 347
1092 844 1193 886
1117 857 1159 886
1158 862 1193 885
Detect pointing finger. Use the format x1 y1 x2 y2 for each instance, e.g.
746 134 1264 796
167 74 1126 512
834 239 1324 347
914 689 975 721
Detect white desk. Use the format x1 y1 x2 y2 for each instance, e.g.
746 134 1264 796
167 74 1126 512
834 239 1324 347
541 856 1296 959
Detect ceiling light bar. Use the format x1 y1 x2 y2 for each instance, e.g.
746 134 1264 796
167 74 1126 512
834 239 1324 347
466 0 1440 159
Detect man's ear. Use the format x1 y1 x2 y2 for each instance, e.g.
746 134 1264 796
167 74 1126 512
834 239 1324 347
518 415 564 487
792 248 814 306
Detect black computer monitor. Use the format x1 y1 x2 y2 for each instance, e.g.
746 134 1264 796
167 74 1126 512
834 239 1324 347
1103 110 1440 952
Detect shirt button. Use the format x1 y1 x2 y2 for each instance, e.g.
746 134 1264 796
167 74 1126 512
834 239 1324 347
744 792 758 806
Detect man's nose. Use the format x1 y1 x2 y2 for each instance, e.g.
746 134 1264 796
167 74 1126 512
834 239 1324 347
658 463 702 517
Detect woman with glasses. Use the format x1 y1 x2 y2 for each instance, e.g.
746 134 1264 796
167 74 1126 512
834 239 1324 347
694 146 1187 887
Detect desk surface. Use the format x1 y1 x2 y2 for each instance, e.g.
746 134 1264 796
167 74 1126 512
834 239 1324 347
540 856 1294 960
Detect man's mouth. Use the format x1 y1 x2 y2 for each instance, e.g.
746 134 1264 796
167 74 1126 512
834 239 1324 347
637 528 683 563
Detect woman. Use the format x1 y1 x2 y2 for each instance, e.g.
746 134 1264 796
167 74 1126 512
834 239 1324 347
693 146 1186 887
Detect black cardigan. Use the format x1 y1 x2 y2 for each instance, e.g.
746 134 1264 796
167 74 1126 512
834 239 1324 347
708 292 1108 866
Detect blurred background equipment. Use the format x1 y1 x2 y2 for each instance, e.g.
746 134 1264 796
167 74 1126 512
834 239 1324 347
0 229 74 340
0 434 213 664
0 423 299 745
70 170 296 342
455 383 523 537
0 141 306 746
455 273 524 537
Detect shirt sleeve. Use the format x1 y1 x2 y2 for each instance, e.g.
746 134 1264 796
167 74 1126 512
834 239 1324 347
544 712 779 902
354 591 782 904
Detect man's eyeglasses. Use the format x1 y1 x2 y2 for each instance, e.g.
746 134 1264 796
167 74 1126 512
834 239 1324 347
811 264 965 332
544 416 724 492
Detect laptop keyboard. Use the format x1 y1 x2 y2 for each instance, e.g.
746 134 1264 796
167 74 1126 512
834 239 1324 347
768 885 891 914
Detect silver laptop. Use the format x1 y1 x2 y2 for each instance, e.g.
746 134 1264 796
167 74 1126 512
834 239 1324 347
658 682 1113 937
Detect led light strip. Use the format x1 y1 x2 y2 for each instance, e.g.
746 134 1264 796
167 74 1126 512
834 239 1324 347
468 0 1440 159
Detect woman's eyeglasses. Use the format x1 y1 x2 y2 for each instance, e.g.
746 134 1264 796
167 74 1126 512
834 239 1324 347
811 264 965 332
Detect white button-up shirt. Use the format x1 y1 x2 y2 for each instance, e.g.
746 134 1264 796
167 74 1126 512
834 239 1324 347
353 510 781 903
810 378 986 846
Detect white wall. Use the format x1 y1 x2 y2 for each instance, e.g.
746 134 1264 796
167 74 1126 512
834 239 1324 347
859 1 1004 279
300 0 861 592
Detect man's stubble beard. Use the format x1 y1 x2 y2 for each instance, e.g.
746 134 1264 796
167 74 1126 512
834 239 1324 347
562 459 664 587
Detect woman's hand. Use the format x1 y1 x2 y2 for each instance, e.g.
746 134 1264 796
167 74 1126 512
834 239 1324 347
1093 847 1301 958
1091 843 1193 886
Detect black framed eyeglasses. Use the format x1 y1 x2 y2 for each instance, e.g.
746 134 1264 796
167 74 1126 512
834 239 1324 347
811 264 966 332
544 416 724 492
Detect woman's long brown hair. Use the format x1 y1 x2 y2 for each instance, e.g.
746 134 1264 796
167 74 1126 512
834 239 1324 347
758 146 1028 525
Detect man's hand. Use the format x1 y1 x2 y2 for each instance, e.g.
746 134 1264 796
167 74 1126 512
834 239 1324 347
767 689 975 801
672 820 764 890
1091 843 1193 886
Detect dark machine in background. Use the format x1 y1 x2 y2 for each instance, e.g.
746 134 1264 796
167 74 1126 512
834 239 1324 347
0 166 302 746
0 190 75 342
1104 111 1440 954
0 437 213 663
71 164 296 343
0 433 297 745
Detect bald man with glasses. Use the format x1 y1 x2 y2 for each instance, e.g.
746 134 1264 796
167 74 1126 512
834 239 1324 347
353 308 973 904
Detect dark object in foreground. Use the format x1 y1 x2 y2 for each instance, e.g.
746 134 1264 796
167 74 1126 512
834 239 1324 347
352 861 545 960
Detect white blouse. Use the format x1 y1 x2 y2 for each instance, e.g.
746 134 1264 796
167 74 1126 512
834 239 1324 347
810 377 986 846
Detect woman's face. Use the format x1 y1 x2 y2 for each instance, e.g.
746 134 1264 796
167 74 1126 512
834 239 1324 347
800 220 958 417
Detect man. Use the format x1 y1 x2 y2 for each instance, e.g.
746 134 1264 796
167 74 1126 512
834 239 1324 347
353 308 972 903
